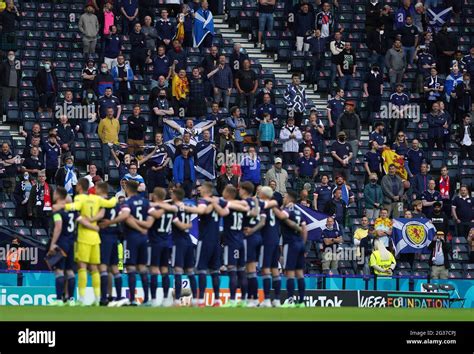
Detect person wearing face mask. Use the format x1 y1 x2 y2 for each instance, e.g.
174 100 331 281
111 54 134 104
0 50 21 119
367 25 389 75
55 156 79 196
363 64 384 127
330 131 353 181
79 4 99 55
13 172 33 219
34 59 58 113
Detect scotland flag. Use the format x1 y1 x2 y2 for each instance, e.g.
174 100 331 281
294 204 337 242
184 199 199 245
163 119 215 153
392 218 436 255
427 6 453 32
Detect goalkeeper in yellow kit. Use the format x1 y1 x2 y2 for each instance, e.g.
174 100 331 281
54 178 117 305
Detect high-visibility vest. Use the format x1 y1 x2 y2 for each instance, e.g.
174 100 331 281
6 249 21 271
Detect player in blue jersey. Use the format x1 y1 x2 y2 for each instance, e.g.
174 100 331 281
183 182 228 307
273 190 308 308
101 180 154 306
136 187 178 307
49 186 100 306
170 187 197 306
215 185 251 307
239 181 266 307
257 186 284 307
93 182 124 307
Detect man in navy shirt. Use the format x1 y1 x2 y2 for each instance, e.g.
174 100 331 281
405 139 428 178
389 83 410 141
120 0 139 35
98 87 121 120
155 8 175 50
313 174 333 212
296 146 319 180
321 217 342 274
152 46 171 87
330 131 353 181
452 185 473 238
307 29 327 90
255 93 276 122
421 179 442 218
326 88 345 139
415 45 434 94
369 122 386 147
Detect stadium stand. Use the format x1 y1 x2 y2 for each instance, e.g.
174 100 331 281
0 0 472 282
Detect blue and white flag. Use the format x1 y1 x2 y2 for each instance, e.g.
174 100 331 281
195 142 217 181
427 6 453 31
294 204 338 242
392 218 436 255
193 8 214 47
163 119 215 146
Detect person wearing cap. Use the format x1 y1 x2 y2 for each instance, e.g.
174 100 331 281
430 201 449 235
279 116 303 165
428 231 451 280
172 144 196 198
330 131 353 181
264 157 288 195
336 100 361 159
79 4 99 55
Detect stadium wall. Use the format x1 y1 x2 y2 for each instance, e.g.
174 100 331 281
0 273 472 308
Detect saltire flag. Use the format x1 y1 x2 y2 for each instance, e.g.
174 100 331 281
195 143 217 181
294 204 339 242
426 6 453 31
392 218 436 255
193 7 214 47
163 119 215 153
382 148 408 180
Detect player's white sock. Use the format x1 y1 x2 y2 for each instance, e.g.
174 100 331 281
198 299 205 305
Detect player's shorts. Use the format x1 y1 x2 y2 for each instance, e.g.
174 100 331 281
124 234 148 266
100 235 119 266
171 242 195 269
74 241 101 265
282 241 305 271
260 242 280 269
149 243 170 267
195 240 221 271
223 241 246 268
244 233 262 263
55 241 75 270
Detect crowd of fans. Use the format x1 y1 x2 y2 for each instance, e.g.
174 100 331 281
0 0 472 277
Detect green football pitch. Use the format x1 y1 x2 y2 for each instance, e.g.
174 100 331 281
0 307 472 321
